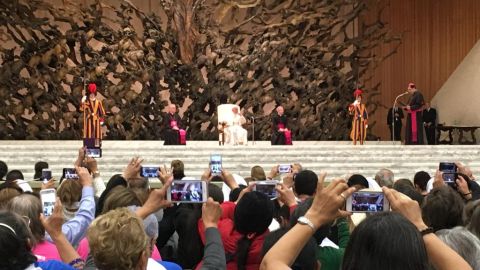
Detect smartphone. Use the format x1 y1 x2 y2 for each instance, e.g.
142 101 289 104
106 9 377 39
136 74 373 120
41 169 52 182
346 191 390 213
141 166 159 178
85 148 102 158
40 189 56 217
253 180 279 200
278 164 292 174
167 180 208 203
439 162 457 188
63 168 78 180
210 154 222 175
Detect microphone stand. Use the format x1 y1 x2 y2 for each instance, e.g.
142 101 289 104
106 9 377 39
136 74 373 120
392 92 408 144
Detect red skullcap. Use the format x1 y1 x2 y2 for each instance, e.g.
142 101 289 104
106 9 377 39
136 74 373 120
353 88 363 97
88 83 97 94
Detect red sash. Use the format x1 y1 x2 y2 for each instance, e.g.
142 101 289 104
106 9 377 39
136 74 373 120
170 120 177 128
409 109 421 143
277 123 285 130
284 130 292 145
179 129 186 145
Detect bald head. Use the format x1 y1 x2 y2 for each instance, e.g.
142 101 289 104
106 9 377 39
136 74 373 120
276 106 284 116
168 104 177 114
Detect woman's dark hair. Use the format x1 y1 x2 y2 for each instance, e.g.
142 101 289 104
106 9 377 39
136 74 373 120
33 161 49 179
393 178 414 190
6 170 24 182
393 183 424 206
96 174 127 217
234 191 274 270
342 212 429 270
262 228 317 270
413 171 431 191
290 197 331 244
0 210 37 269
0 161 8 180
422 186 464 231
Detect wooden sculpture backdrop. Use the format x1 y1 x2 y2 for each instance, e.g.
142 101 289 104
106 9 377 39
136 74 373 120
0 0 400 140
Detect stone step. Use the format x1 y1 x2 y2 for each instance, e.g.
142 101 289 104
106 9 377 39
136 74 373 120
1 141 478 186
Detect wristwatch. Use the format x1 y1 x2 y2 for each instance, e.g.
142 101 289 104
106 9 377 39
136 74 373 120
297 216 316 232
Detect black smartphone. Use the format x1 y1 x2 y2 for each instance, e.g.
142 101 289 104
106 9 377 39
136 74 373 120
140 166 159 178
210 154 222 175
86 148 102 158
253 181 279 200
439 162 457 188
63 168 78 180
41 169 52 182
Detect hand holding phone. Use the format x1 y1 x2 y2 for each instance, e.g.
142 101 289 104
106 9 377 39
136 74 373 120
439 162 457 188
40 189 56 217
167 180 208 203
253 181 279 200
346 191 390 213
41 169 52 183
210 154 222 176
278 164 292 174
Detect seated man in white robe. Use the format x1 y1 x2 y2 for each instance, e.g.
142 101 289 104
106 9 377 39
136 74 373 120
225 107 247 145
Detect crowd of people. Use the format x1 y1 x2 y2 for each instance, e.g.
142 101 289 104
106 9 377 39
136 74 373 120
0 149 479 270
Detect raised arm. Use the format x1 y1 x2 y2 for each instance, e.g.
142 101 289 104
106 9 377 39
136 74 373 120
383 187 472 270
261 174 355 270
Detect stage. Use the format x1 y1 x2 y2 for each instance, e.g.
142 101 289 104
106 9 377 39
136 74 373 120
2 140 479 188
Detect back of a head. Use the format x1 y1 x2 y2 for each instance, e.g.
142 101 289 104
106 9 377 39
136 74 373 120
294 170 318 196
0 182 22 209
374 169 394 188
436 227 480 270
393 183 424 206
422 186 464 231
171 160 185 179
290 198 331 244
57 179 82 207
88 208 148 270
208 183 224 203
6 170 24 182
413 171 431 191
0 160 8 180
234 191 274 270
393 179 414 190
251 165 266 181
101 186 142 215
33 161 49 179
262 228 317 270
348 174 369 190
128 177 150 204
7 193 44 245
465 200 480 239
0 210 37 269
342 212 429 270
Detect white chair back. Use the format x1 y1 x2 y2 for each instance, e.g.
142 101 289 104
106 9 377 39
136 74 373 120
217 104 240 126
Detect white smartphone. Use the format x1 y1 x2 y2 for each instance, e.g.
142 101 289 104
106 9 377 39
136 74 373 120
41 169 52 182
253 180 279 200
210 154 222 175
167 180 208 203
346 191 390 213
40 188 56 217
278 164 292 174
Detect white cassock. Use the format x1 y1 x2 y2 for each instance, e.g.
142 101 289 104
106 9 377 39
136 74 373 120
226 114 247 145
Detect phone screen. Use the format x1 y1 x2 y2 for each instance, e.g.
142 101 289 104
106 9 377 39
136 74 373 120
63 168 78 179
169 181 205 203
439 162 457 186
278 164 292 173
254 181 278 200
348 191 388 213
41 189 56 217
141 167 159 178
41 169 52 182
210 154 222 175
86 148 102 158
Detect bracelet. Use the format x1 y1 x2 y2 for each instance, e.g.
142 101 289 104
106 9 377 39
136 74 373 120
419 227 434 236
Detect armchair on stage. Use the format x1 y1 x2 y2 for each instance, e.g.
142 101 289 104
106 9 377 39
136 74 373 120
217 104 248 145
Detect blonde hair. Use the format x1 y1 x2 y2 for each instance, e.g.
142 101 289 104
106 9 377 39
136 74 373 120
57 179 82 207
87 208 149 270
101 186 141 215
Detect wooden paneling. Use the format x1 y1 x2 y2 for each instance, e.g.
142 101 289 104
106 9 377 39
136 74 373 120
361 0 480 140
